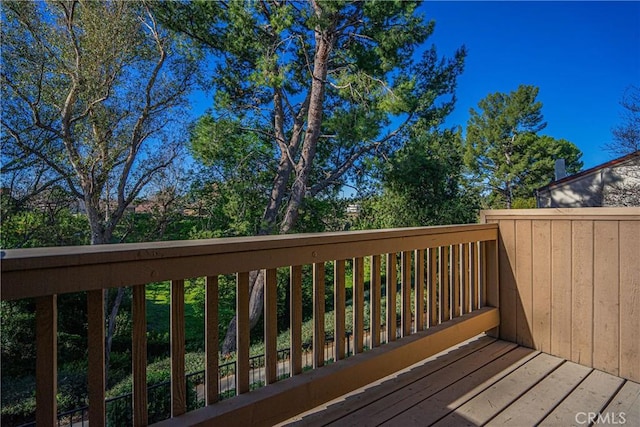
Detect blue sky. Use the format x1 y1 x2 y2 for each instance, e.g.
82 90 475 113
423 1 640 169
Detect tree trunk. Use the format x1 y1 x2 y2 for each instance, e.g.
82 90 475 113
220 18 335 354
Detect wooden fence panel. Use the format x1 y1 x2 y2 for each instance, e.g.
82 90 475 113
482 208 640 382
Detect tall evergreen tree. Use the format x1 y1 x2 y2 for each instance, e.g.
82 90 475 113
156 0 466 351
464 85 582 208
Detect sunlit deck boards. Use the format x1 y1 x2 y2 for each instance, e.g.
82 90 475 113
281 336 640 427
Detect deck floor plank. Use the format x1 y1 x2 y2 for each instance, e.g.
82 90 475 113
432 353 564 426
485 361 592 426
280 336 497 427
331 340 517 426
279 338 640 427
379 346 537 426
538 369 625 426
601 380 640 427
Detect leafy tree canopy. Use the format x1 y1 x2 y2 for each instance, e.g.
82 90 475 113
464 84 582 208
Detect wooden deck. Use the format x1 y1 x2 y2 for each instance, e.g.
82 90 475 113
280 335 640 427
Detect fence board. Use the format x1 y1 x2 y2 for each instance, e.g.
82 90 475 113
593 221 620 376
551 220 572 360
532 220 552 353
498 220 517 343
452 244 460 318
440 246 450 322
619 221 640 381
571 221 594 367
515 220 533 348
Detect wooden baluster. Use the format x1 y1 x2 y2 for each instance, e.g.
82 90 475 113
264 269 278 384
313 263 325 368
290 266 302 375
462 243 470 315
87 290 105 427
386 253 397 342
132 285 148 427
171 279 186 416
414 249 425 332
440 246 450 322
429 248 438 327
236 272 250 393
471 241 478 310
401 251 412 337
205 276 219 404
334 260 346 360
452 244 461 318
370 255 381 348
36 295 57 427
353 257 365 354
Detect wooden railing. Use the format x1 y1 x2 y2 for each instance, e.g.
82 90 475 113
482 208 640 383
1 224 499 427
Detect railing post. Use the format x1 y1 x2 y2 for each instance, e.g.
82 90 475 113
334 260 346 360
36 295 57 427
386 253 397 342
264 269 278 383
353 257 365 354
236 272 250 393
370 255 381 347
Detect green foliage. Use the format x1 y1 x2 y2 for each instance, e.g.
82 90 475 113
465 85 583 208
358 128 480 228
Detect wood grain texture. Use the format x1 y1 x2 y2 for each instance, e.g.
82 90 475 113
152 308 499 427
87 290 105 427
171 279 186 416
571 221 594 368
132 285 148 426
515 220 533 348
551 220 572 360
2 225 498 301
532 220 552 354
593 221 620 376
36 295 57 427
497 220 517 343
334 260 346 360
313 263 325 368
462 243 470 314
237 272 250 393
205 276 219 404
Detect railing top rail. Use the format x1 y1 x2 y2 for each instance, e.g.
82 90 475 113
1 223 497 301
481 207 640 222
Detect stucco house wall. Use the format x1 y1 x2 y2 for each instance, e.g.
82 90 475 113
536 151 640 208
